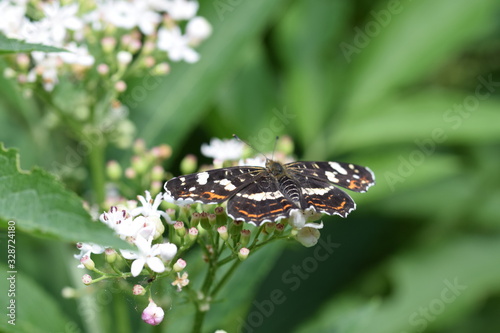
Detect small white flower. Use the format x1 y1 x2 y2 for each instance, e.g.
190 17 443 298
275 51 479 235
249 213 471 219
117 50 133 65
201 138 244 164
59 42 95 66
121 233 165 277
131 191 171 222
238 156 266 167
74 243 105 268
165 0 199 20
156 242 178 261
186 16 212 43
171 272 190 291
102 1 137 29
100 206 131 230
157 26 200 63
0 2 27 38
288 208 323 230
39 2 83 45
296 227 321 247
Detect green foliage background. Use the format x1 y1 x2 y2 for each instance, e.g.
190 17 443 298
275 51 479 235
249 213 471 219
1 0 500 332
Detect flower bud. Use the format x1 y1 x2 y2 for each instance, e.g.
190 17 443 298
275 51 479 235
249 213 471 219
61 287 76 298
173 258 187 272
217 226 228 241
152 62 170 75
238 248 250 261
228 220 243 237
117 51 132 66
101 37 116 53
188 227 198 242
151 165 165 182
264 222 275 234
131 156 148 174
82 274 92 285
80 255 95 270
142 300 164 326
190 212 201 227
133 284 146 295
174 221 186 237
180 154 197 174
97 63 109 75
214 206 227 226
115 80 127 92
208 213 216 226
200 212 210 230
105 248 117 263
275 223 285 235
106 160 122 180
240 229 251 247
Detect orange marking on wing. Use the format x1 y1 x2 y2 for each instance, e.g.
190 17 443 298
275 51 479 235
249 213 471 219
201 192 228 200
238 204 293 218
348 180 361 190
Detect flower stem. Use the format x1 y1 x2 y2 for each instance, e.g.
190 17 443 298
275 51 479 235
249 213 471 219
89 141 106 207
191 306 206 333
210 259 241 299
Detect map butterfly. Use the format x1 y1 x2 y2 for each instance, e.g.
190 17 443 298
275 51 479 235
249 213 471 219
164 157 375 226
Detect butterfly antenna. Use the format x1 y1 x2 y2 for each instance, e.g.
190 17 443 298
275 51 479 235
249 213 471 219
233 134 268 161
271 136 279 161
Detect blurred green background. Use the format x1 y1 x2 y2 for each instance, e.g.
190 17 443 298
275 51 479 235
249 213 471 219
1 0 500 332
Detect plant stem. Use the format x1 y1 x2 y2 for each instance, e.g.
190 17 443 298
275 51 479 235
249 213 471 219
89 141 106 207
191 305 207 333
210 259 241 299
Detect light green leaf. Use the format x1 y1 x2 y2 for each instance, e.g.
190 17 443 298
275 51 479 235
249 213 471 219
0 263 75 333
0 144 130 249
0 34 66 54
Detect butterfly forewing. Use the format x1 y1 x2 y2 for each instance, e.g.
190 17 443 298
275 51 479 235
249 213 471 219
164 166 264 204
286 161 375 192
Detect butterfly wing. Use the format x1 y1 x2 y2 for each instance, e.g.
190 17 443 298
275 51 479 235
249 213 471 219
164 166 264 204
290 172 356 218
227 174 298 225
286 161 375 193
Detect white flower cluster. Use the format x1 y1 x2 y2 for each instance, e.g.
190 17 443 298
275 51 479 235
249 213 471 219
1 0 212 90
75 191 178 277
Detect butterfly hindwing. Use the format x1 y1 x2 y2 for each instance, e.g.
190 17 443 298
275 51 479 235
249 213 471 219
291 172 356 218
286 161 375 193
227 174 297 223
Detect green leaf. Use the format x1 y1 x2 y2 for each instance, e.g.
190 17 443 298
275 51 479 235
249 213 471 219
343 0 498 114
295 235 500 333
132 0 289 150
0 263 75 333
0 34 66 54
0 144 130 249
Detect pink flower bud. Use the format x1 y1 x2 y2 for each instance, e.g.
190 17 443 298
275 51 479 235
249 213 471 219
173 258 187 272
142 300 164 326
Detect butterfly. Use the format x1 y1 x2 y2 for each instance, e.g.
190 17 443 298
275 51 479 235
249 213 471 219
164 158 375 226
